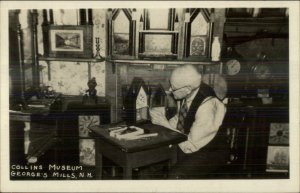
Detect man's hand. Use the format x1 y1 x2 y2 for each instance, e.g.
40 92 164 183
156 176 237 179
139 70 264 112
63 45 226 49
149 107 170 127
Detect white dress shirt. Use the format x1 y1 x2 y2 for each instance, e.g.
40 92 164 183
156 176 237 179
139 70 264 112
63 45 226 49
167 88 226 154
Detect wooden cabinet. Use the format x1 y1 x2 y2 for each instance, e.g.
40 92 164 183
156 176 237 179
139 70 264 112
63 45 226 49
59 96 111 165
223 102 289 179
244 104 289 178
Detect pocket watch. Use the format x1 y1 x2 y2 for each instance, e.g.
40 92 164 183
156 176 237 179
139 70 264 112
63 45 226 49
225 59 241 76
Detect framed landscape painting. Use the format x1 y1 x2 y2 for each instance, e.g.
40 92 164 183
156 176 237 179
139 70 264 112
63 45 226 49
44 25 93 58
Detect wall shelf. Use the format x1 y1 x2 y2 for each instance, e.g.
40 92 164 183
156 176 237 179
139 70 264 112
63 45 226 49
107 59 220 65
225 18 288 26
39 56 105 63
139 30 179 34
107 59 222 74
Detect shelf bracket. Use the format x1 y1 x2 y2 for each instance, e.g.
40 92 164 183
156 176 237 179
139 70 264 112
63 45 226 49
112 63 116 74
46 61 51 81
88 62 92 80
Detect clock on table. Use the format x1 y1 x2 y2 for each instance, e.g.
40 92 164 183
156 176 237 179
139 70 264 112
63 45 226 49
123 77 150 124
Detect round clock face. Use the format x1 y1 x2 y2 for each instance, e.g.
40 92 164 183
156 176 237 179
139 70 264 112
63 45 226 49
226 59 241 76
252 64 272 80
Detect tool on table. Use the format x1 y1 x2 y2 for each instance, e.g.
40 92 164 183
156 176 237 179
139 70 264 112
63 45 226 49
108 126 158 140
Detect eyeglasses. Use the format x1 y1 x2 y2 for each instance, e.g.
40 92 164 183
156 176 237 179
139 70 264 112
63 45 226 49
169 85 189 92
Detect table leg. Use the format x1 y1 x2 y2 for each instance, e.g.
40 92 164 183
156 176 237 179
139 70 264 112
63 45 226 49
95 140 103 179
96 153 103 179
168 145 178 178
170 145 178 165
123 165 132 179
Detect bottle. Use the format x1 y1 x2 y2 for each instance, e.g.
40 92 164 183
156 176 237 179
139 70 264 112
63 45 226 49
211 36 221 62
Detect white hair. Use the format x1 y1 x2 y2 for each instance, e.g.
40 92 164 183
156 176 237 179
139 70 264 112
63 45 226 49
170 65 201 90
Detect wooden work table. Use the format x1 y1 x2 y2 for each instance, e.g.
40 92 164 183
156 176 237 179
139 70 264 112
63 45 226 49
90 122 187 179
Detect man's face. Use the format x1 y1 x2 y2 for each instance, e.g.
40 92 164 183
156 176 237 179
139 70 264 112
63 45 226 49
170 85 192 100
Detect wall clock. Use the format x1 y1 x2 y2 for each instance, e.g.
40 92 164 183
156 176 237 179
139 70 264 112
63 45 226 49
268 123 289 145
190 36 206 56
251 64 272 80
136 87 148 109
226 59 241 76
78 115 100 137
222 56 248 98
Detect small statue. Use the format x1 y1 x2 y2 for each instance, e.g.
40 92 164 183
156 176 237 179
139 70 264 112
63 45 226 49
83 77 98 104
86 77 97 97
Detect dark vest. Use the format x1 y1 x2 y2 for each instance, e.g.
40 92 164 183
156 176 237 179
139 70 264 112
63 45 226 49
183 82 228 152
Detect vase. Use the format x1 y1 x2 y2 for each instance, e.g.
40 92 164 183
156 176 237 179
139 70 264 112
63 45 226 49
211 36 221 62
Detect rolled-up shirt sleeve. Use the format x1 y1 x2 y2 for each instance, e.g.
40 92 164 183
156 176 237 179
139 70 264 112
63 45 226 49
168 114 179 131
178 98 226 153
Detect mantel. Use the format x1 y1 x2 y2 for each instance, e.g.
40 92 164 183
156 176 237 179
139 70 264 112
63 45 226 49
107 59 222 74
139 30 179 34
107 59 220 66
39 56 105 63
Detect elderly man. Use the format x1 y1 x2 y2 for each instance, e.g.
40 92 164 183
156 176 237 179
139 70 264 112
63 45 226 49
150 65 228 179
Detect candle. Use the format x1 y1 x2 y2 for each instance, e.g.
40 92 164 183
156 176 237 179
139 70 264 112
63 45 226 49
47 10 50 22
77 10 80 25
86 9 89 23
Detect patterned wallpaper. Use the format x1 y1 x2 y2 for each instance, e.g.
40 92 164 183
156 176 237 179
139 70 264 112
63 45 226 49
36 9 107 96
39 60 106 96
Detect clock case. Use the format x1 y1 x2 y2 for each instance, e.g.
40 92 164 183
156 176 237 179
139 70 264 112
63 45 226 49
122 77 166 124
222 32 288 101
222 43 249 98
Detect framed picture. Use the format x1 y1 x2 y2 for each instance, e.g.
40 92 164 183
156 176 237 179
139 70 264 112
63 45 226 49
268 123 289 145
139 32 178 59
113 33 130 55
79 139 95 166
44 25 93 58
266 146 289 172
